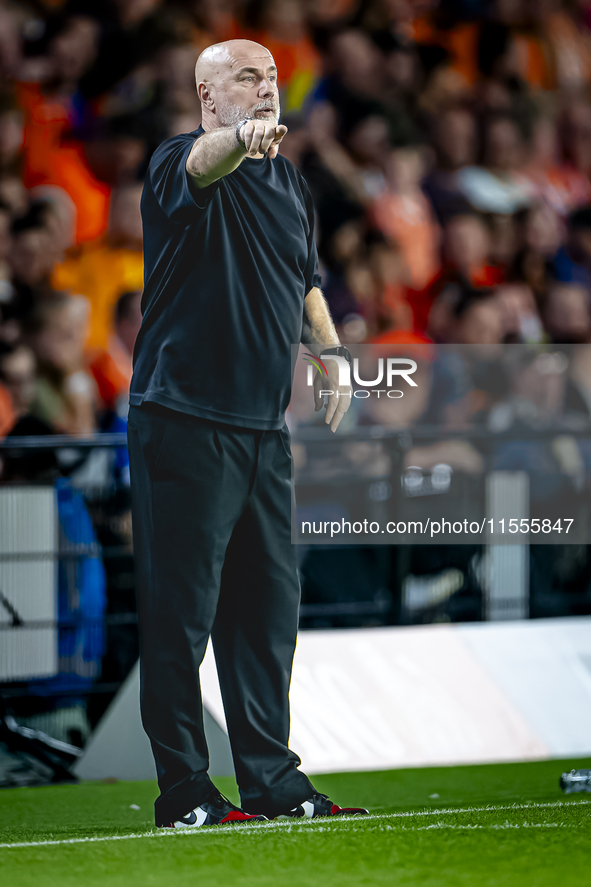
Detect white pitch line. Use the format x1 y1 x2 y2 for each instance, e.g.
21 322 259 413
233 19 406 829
1 799 589 851
384 822 574 831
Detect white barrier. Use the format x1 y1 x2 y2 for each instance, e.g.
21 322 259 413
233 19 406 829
0 487 57 682
76 616 591 781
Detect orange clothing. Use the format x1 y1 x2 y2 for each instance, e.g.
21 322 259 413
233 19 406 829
0 383 15 438
237 28 320 112
404 264 502 335
261 35 320 111
52 239 143 353
89 336 133 410
16 82 110 244
524 162 591 215
511 33 553 91
369 191 441 292
412 18 552 89
412 17 480 85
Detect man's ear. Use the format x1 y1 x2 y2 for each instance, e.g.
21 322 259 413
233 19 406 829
198 82 215 111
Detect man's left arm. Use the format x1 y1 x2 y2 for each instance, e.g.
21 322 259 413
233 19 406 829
302 287 352 433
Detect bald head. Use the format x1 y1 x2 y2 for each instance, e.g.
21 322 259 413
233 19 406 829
195 40 280 132
195 40 274 84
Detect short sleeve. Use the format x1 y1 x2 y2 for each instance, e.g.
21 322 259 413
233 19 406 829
148 132 220 223
302 179 322 293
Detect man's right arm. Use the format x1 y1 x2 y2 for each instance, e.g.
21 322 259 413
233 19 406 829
186 122 288 188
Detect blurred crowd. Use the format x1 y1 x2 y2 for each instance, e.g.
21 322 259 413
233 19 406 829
2 0 591 444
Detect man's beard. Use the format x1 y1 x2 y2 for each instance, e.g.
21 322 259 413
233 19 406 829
218 98 280 128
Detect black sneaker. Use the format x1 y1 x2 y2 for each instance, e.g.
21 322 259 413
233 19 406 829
560 769 591 794
160 791 268 829
276 792 369 819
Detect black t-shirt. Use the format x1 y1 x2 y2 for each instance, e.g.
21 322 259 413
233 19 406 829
130 126 321 430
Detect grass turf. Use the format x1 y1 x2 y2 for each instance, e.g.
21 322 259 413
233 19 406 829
0 758 590 886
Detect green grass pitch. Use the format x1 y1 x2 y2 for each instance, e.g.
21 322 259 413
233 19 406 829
1 758 590 886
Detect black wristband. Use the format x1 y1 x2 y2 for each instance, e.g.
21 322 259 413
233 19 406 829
322 345 352 364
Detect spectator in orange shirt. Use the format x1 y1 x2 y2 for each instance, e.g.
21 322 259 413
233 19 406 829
369 140 441 292
443 212 503 289
52 183 143 355
17 15 110 244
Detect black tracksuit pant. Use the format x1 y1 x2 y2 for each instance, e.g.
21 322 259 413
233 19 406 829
127 403 315 826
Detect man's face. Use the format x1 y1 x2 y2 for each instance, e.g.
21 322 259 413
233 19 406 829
200 43 280 128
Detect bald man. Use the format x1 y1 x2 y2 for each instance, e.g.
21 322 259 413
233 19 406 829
127 40 366 829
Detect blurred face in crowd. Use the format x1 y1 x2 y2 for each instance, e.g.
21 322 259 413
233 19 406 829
109 184 143 248
347 116 390 166
525 203 562 256
570 223 591 262
0 345 36 417
0 109 23 168
277 119 308 166
531 117 559 167
386 49 417 95
31 297 89 373
544 283 591 343
497 284 542 342
496 0 527 25
10 227 57 285
485 118 524 171
111 137 147 185
387 146 425 193
265 0 306 42
454 297 504 345
50 16 99 83
114 0 161 27
489 213 518 265
329 219 364 265
160 44 202 110
196 40 280 130
511 352 567 421
45 201 76 255
197 0 236 40
0 207 11 263
0 175 27 216
445 214 490 272
436 109 477 170
563 98 591 174
329 30 383 96
29 187 77 255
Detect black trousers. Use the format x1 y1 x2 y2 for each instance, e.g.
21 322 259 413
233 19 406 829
127 403 315 825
